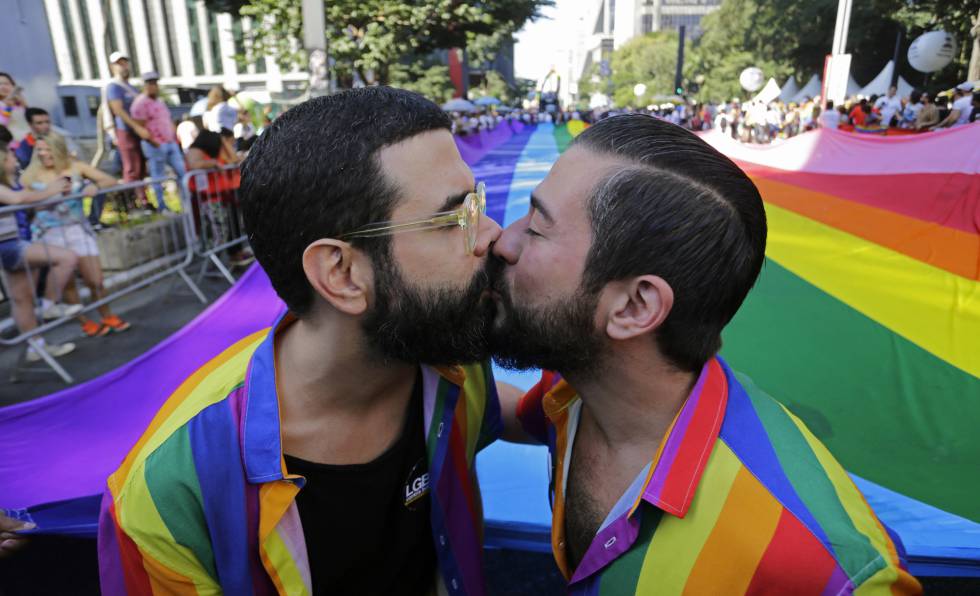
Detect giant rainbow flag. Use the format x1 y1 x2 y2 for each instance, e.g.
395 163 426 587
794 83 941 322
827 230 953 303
1 120 978 577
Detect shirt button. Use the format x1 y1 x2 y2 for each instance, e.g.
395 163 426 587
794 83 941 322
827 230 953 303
604 536 617 549
558 540 565 549
439 534 446 546
451 578 459 590
437 422 445 437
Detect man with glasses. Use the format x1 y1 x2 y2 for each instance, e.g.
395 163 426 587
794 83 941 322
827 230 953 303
98 88 502 595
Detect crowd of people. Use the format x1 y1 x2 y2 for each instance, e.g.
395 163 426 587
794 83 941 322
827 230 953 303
699 82 978 143
0 52 261 365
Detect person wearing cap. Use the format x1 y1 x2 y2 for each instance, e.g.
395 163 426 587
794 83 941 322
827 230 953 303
932 82 975 129
130 72 184 213
105 52 150 208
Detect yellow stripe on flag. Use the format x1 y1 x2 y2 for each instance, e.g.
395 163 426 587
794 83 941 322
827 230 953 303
765 203 980 379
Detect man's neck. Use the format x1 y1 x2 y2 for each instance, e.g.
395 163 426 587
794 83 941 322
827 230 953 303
276 313 417 419
275 312 420 464
564 345 698 451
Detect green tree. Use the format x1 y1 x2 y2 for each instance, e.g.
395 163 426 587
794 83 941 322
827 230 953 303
236 0 552 86
389 62 456 104
686 0 980 102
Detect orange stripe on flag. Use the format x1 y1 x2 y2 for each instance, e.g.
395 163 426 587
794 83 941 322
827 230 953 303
753 177 980 281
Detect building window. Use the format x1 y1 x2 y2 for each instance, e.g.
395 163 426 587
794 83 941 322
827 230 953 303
207 9 224 74
87 95 99 116
593 3 604 34
186 0 205 76
160 0 181 76
642 14 653 33
142 0 162 74
118 0 142 74
62 96 79 117
58 0 83 79
77 1 100 78
609 0 615 33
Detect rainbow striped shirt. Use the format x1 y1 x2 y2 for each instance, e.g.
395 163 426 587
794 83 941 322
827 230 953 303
98 314 501 595
517 357 921 595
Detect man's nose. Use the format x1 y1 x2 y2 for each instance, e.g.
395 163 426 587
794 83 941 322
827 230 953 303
492 215 527 265
472 214 502 257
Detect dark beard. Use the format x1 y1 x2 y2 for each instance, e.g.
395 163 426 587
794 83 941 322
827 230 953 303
361 251 495 366
489 267 604 377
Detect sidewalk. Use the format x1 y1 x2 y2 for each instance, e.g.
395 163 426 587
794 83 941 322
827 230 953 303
0 268 233 407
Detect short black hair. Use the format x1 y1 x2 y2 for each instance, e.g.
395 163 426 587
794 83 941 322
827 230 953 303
572 114 767 372
25 107 48 123
240 87 451 314
0 124 12 145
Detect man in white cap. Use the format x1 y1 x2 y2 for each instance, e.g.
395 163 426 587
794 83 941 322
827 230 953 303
105 52 151 208
932 82 975 129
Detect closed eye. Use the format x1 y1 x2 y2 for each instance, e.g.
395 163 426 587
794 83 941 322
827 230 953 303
525 227 542 237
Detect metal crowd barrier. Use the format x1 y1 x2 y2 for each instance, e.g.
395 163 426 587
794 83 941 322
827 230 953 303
180 165 249 286
0 177 206 383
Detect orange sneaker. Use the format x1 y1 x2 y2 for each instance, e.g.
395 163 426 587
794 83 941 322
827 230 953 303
101 315 132 334
81 319 108 337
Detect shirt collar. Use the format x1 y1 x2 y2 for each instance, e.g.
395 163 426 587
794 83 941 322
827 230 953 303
240 310 468 484
544 356 729 519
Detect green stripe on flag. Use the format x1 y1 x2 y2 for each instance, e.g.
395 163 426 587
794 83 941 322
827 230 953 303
553 123 573 153
722 258 980 522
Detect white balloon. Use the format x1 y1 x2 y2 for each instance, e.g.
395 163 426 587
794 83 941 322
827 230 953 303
908 31 957 73
739 67 765 92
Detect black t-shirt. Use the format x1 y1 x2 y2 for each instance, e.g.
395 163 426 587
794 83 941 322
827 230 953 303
284 374 435 595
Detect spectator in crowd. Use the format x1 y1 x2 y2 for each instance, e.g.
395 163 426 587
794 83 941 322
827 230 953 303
849 98 871 127
0 124 12 146
130 71 184 213
0 144 83 347
971 92 980 123
819 100 841 129
874 86 903 127
176 113 200 151
900 91 924 129
185 130 251 267
233 107 257 153
915 92 940 130
22 134 131 337
933 83 976 128
0 72 29 142
14 107 51 168
203 85 238 134
105 52 151 211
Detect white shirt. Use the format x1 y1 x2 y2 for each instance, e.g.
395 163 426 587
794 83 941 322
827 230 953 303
818 109 841 129
874 95 902 126
952 95 974 126
204 102 238 132
176 120 199 150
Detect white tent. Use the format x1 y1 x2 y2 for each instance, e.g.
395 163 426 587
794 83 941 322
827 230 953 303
847 75 862 98
790 74 821 103
857 61 914 98
751 78 782 104
778 76 799 102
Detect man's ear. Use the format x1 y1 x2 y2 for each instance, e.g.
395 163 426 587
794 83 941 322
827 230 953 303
603 275 674 340
301 239 372 315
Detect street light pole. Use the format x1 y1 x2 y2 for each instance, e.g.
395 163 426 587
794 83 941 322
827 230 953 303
831 0 853 56
674 25 686 95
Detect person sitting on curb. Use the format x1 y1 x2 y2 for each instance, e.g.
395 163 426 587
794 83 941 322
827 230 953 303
21 134 131 337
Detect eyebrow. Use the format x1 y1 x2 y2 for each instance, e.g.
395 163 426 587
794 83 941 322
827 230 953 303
436 190 470 213
530 193 554 225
